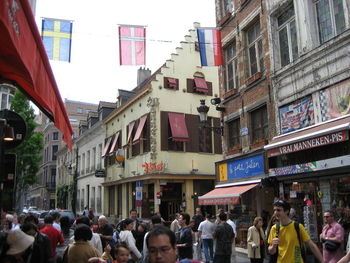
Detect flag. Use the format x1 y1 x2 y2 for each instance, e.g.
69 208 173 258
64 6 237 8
119 25 146 66
197 28 223 66
42 18 72 62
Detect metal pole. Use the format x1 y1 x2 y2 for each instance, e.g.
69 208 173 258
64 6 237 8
72 146 78 216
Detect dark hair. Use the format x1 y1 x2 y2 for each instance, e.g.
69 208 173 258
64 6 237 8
121 218 134 230
115 242 129 255
21 223 38 233
74 224 93 241
206 214 211 219
180 213 190 225
60 216 71 235
325 210 335 217
50 211 60 220
76 216 91 227
24 214 39 225
129 209 137 214
273 199 291 212
151 215 162 225
219 213 227 221
44 215 54 224
146 225 176 248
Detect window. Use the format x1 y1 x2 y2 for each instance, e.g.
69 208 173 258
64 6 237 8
224 40 238 91
86 109 91 113
199 118 213 153
86 150 90 172
316 0 346 44
217 0 233 19
250 106 268 143
193 77 209 93
53 132 59 140
278 5 298 67
246 21 264 76
92 147 96 170
228 118 240 148
77 108 83 113
81 153 85 174
52 145 58 161
98 144 102 169
164 77 178 89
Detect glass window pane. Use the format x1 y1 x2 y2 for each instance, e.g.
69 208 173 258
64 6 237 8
317 0 333 43
234 59 239 89
277 6 295 27
249 46 257 75
333 0 345 35
279 26 290 67
290 20 299 61
227 63 234 91
1 94 7 109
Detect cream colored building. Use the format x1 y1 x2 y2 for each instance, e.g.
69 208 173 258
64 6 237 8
103 23 222 220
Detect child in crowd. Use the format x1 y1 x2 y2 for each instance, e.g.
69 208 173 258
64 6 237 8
89 242 130 263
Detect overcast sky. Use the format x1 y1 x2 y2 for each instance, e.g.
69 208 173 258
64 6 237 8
34 0 216 105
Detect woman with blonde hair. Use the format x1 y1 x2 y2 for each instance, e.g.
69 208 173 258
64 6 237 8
247 217 266 263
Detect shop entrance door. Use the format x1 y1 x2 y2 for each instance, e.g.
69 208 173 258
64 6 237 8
159 183 182 221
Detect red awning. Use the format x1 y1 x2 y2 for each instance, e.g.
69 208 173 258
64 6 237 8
0 0 73 149
265 115 350 157
167 78 177 88
168 113 189 142
198 183 258 205
133 115 147 143
108 132 120 155
102 136 113 157
194 77 208 93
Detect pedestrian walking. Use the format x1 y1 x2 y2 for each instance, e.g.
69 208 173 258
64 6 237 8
64 224 101 263
142 215 163 262
146 225 201 263
213 213 235 263
227 212 237 262
40 214 64 262
176 213 193 260
51 211 61 232
268 199 324 263
320 211 344 263
119 218 142 262
198 214 215 263
247 217 265 263
97 215 114 251
192 208 204 262
170 213 180 233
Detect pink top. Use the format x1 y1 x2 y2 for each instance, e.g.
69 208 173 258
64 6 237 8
322 222 345 263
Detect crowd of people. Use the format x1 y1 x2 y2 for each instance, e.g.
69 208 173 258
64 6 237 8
1 202 350 263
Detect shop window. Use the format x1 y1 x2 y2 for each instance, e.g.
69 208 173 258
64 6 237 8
227 118 240 149
223 40 239 91
246 20 264 76
277 4 299 67
316 0 346 44
250 105 268 143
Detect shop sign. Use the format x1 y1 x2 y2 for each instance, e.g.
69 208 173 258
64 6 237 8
95 169 106 177
270 154 350 176
227 154 264 180
141 162 164 174
268 130 348 157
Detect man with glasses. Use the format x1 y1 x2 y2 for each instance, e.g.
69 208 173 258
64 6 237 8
146 225 201 263
320 211 344 263
268 199 324 263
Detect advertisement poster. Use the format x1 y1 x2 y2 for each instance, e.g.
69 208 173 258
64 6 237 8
227 154 264 180
279 96 315 134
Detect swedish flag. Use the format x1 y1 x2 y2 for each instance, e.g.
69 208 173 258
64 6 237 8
42 18 72 62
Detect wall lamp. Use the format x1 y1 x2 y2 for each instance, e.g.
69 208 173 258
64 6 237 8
197 99 224 136
0 119 14 141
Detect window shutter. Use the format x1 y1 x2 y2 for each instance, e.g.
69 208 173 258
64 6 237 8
186 78 194 93
185 114 199 153
160 111 168 151
213 117 223 154
207 81 213 96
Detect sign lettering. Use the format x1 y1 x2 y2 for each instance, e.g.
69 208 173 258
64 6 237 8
141 162 164 174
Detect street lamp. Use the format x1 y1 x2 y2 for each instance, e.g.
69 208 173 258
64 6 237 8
196 99 224 136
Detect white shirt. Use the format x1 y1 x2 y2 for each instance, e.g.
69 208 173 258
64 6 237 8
227 219 237 236
53 222 61 232
198 220 215 239
119 230 142 259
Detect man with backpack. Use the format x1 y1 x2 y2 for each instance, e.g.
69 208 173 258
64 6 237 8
268 199 324 263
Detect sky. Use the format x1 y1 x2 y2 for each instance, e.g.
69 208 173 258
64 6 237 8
34 0 216 105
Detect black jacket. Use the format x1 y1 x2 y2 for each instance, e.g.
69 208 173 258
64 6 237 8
31 232 52 263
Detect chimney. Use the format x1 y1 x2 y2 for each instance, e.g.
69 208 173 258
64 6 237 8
137 67 151 85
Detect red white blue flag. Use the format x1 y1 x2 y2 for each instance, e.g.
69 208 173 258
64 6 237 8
197 28 223 67
119 25 146 66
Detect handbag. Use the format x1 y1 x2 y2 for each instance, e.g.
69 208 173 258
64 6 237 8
324 240 341 251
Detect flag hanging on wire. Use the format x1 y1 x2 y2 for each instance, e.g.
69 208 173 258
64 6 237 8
41 18 73 62
119 25 146 66
197 28 223 66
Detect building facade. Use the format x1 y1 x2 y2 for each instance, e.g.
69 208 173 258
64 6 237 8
102 24 222 221
264 0 350 242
